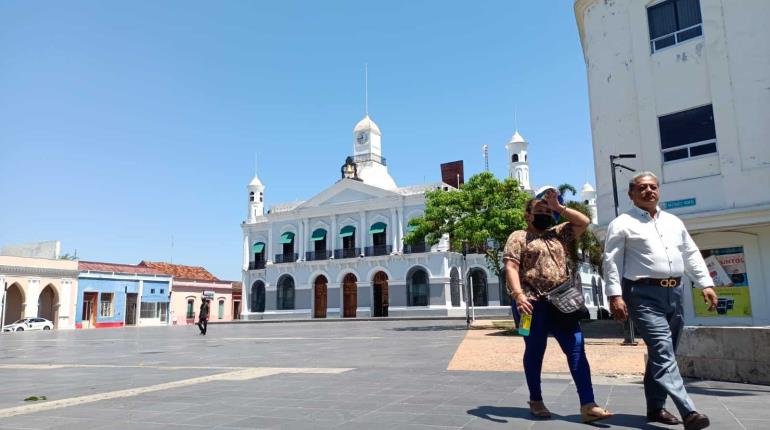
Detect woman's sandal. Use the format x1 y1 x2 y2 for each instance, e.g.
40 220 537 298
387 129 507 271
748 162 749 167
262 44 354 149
580 403 613 423
528 400 552 418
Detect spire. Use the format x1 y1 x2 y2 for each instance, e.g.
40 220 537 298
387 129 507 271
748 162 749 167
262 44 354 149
514 107 518 133
364 63 369 117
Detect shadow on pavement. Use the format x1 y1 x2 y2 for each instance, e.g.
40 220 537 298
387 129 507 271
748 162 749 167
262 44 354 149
687 385 764 397
467 407 669 429
390 325 468 332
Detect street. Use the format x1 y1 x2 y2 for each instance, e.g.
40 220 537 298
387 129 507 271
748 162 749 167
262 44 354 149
0 320 767 429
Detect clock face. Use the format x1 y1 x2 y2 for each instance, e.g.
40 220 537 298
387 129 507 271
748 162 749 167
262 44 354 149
357 132 368 144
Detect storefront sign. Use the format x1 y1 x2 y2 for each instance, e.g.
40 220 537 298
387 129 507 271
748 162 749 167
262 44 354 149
692 246 752 317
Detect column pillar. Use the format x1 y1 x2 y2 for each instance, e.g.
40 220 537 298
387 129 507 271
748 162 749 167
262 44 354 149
330 215 337 257
359 211 367 255
390 208 398 254
267 229 274 264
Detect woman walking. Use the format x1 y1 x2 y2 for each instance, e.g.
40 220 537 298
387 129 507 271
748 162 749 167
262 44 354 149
503 190 612 423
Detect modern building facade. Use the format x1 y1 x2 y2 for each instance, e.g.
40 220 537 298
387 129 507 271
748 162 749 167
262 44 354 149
138 261 238 325
0 255 78 329
77 261 172 328
575 0 770 325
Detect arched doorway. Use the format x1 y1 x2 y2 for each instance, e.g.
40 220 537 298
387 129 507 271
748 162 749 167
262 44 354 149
313 275 328 318
468 268 488 307
3 283 24 326
250 281 265 313
342 273 357 318
407 268 430 307
277 275 295 310
372 271 388 317
450 268 461 307
37 285 58 327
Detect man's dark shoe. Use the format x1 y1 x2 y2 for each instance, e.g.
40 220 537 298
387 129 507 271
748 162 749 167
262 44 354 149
683 411 710 430
647 408 681 425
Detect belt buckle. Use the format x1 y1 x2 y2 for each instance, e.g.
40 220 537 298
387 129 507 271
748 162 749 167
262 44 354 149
659 279 677 288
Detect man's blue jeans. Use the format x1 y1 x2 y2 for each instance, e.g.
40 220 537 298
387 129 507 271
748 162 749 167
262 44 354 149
513 300 595 406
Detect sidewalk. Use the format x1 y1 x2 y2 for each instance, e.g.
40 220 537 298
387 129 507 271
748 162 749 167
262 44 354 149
453 320 647 376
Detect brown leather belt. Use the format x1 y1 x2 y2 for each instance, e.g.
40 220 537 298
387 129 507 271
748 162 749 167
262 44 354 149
625 277 681 288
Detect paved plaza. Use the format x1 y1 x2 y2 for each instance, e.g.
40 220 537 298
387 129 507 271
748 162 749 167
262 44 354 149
0 320 768 430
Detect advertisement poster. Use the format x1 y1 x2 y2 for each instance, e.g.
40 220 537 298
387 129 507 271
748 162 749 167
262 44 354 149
692 246 752 317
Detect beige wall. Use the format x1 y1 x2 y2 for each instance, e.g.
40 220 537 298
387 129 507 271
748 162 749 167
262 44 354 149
0 256 78 329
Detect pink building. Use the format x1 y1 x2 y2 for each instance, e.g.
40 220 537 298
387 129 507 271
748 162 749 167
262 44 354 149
138 261 238 325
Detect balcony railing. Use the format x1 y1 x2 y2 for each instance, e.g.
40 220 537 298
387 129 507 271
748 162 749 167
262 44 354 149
365 245 392 256
274 253 298 263
334 248 360 259
306 250 331 261
353 153 387 166
403 243 428 254
248 260 266 270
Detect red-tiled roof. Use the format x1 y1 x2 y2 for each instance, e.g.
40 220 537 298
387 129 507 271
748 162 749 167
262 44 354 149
79 261 167 276
138 261 219 281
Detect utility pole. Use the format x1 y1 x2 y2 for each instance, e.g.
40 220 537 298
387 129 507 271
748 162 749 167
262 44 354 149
610 153 639 346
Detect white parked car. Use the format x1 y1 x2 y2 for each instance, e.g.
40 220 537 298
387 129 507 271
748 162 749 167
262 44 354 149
2 318 54 332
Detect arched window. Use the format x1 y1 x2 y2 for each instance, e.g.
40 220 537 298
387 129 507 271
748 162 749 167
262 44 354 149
186 299 195 319
407 268 430 306
218 299 225 319
513 154 519 162
250 281 265 313
249 192 255 202
450 268 461 307
468 268 488 307
252 242 266 264
277 275 295 310
339 225 356 258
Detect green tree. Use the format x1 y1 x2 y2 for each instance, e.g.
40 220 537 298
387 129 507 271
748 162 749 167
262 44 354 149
403 172 530 276
565 200 603 271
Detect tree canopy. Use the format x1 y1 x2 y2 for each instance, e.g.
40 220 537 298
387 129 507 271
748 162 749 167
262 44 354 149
404 172 603 276
403 172 530 276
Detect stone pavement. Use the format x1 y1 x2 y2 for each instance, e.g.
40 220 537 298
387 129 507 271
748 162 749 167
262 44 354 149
0 320 767 429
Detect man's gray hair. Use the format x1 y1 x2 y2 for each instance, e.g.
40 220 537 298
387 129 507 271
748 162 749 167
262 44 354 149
629 171 658 191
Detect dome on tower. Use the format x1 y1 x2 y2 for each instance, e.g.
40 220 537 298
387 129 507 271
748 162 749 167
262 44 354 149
354 115 381 135
581 182 595 193
510 131 526 144
248 175 263 188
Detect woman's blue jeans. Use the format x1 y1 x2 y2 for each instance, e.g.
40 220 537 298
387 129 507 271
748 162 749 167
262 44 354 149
513 300 595 406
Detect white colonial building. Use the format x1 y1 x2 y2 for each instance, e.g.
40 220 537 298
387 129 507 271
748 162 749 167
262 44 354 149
240 115 527 320
576 0 770 325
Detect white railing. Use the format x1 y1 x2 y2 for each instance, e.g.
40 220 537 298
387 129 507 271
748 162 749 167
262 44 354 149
650 23 702 53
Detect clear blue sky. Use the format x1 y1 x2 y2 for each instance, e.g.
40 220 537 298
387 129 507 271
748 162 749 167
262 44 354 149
0 1 594 281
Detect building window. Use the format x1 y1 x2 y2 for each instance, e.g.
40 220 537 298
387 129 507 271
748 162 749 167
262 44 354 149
407 268 430 307
150 289 155 294
186 299 195 319
140 302 156 319
648 0 703 53
218 300 225 319
277 275 295 310
468 268 489 307
659 104 717 162
99 293 114 317
249 191 255 202
512 154 519 162
160 289 164 294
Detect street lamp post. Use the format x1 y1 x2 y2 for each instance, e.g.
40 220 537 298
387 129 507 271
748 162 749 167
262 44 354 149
610 153 639 346
462 240 471 328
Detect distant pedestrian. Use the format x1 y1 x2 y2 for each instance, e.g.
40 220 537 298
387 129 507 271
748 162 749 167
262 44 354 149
197 299 210 335
603 172 717 430
503 189 612 423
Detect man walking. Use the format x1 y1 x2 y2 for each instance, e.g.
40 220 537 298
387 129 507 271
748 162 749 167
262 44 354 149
603 172 718 430
197 298 210 335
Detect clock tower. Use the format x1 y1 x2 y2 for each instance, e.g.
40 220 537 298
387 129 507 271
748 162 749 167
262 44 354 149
353 115 382 162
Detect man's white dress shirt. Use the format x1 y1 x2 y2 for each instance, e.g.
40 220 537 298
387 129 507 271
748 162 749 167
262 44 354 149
603 205 714 297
